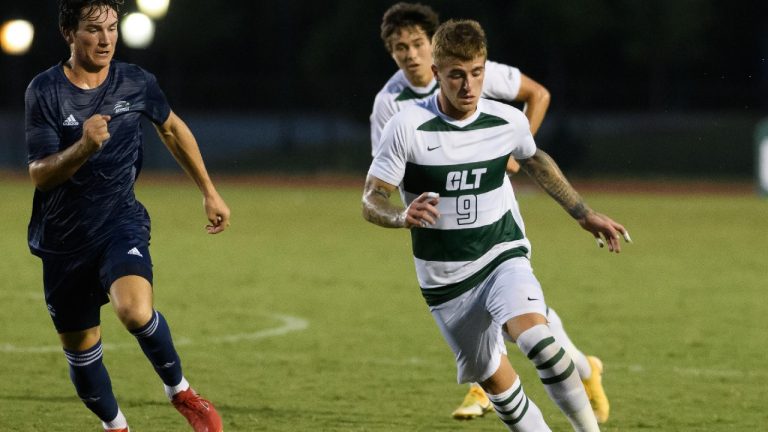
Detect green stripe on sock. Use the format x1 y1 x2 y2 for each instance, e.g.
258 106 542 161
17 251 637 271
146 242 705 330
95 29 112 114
492 384 522 408
495 394 526 416
501 397 530 426
536 347 566 370
526 336 555 359
540 361 576 385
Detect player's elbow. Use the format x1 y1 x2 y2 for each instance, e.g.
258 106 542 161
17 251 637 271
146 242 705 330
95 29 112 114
361 200 374 223
535 86 551 106
28 162 54 191
361 194 385 226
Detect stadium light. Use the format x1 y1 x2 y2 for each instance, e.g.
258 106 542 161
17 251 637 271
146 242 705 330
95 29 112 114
0 19 34 55
137 0 170 19
120 13 154 49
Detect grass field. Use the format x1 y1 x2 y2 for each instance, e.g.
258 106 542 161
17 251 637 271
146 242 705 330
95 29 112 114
1 175 766 431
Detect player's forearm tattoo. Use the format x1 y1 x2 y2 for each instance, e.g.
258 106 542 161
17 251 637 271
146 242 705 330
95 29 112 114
567 202 590 220
519 149 592 220
362 179 406 228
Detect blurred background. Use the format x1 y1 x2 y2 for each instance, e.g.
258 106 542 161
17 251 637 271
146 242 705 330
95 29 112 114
1 0 767 184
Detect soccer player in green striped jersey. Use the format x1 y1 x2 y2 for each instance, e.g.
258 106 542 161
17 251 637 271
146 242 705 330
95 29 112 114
363 19 630 431
371 3 611 423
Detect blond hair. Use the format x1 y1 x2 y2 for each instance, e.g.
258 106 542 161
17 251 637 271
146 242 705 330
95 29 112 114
431 19 487 65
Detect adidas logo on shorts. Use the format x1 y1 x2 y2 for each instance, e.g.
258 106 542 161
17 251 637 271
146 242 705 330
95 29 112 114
127 247 143 257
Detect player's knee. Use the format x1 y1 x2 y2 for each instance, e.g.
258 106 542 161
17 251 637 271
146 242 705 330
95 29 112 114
114 302 153 329
503 313 548 341
110 275 154 328
480 357 518 395
59 327 101 351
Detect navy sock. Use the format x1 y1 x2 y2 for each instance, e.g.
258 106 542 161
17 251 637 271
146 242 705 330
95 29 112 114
130 310 183 386
64 340 119 422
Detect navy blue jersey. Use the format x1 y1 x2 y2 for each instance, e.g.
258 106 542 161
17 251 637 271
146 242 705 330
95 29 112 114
25 60 171 257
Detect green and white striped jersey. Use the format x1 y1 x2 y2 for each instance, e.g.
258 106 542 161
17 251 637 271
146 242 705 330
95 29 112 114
368 94 536 306
369 60 522 156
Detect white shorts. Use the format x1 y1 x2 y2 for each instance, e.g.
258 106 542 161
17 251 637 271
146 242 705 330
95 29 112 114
429 257 547 384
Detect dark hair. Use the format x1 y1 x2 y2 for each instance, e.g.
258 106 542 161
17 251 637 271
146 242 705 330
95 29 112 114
380 2 439 53
59 0 123 34
432 19 487 65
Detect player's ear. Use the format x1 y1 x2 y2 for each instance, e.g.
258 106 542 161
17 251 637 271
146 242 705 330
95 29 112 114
62 28 74 45
431 64 439 81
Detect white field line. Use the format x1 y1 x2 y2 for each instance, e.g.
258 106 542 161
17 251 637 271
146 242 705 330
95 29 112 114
0 313 308 354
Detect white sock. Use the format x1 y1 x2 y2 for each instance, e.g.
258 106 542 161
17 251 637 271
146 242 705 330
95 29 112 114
164 376 190 400
546 307 592 379
487 377 551 431
517 325 598 432
102 408 128 430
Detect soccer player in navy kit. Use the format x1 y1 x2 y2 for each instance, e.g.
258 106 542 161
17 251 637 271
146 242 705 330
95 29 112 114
25 1 229 431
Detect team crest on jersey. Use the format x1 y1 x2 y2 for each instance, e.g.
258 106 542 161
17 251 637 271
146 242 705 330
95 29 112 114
114 100 131 113
62 114 79 126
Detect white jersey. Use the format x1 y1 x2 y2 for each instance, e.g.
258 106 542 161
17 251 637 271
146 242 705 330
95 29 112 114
369 60 522 156
368 94 536 306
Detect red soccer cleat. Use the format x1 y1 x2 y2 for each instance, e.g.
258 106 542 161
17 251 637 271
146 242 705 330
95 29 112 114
104 428 129 432
171 388 223 432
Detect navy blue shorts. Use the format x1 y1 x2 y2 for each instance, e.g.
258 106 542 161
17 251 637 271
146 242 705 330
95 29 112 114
41 226 154 333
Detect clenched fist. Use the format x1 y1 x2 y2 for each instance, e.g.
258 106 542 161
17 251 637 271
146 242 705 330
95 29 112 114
81 114 111 154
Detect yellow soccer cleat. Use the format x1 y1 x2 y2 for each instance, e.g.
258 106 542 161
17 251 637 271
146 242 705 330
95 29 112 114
451 383 493 420
582 355 610 423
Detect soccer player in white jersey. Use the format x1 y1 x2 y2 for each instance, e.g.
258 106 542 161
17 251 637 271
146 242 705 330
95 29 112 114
371 3 610 423
363 19 630 431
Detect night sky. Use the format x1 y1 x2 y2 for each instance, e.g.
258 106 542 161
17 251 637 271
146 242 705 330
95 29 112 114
2 0 766 123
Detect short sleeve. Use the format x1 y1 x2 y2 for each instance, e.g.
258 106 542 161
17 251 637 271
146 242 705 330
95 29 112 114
508 109 536 160
143 70 171 125
481 60 522 102
370 91 397 157
367 115 409 187
25 81 61 163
